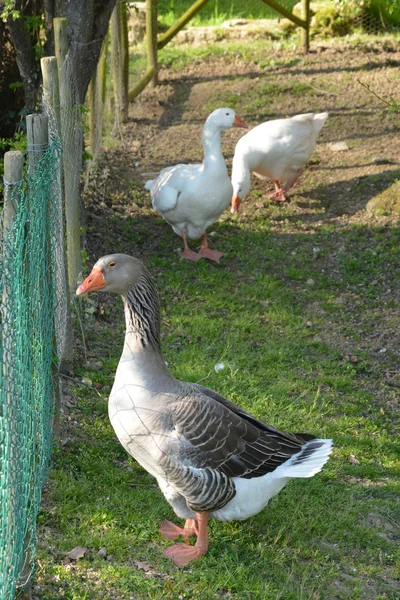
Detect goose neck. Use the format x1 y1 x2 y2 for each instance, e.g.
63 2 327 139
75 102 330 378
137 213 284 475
202 125 225 171
121 271 166 367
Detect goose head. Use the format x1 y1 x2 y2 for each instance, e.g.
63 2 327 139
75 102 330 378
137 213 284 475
205 108 247 131
231 164 251 214
76 253 143 296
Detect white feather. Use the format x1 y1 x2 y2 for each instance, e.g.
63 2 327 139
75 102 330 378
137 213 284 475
212 438 333 522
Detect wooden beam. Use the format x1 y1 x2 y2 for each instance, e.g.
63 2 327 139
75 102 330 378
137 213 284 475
128 67 157 101
157 0 211 49
257 0 306 29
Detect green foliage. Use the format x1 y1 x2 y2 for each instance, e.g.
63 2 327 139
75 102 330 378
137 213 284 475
0 0 21 22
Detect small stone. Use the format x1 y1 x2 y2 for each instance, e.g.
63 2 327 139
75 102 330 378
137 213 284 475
97 547 107 559
134 162 141 167
371 280 378 286
81 377 92 387
312 247 321 259
379 347 387 353
349 454 360 465
329 141 349 152
306 320 313 328
209 231 217 237
83 360 103 372
306 278 315 287
214 362 225 373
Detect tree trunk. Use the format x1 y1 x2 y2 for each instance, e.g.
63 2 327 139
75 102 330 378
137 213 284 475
7 0 117 111
6 13 38 113
60 0 117 104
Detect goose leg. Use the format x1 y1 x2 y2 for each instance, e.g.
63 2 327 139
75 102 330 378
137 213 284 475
264 181 287 202
265 169 304 203
281 168 304 193
180 230 202 262
159 518 198 542
198 233 224 263
163 512 209 566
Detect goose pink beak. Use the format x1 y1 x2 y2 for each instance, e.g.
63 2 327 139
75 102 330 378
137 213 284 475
76 267 105 295
233 115 248 129
231 195 241 214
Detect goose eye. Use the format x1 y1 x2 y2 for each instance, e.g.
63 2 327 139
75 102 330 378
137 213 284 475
108 261 116 268
226 112 230 116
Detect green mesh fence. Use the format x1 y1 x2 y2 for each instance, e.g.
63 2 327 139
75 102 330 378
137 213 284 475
0 133 63 600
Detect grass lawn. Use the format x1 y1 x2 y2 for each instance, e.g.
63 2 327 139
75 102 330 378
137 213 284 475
157 0 298 27
34 35 400 600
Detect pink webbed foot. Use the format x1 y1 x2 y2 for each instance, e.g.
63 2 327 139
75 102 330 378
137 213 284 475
161 512 209 567
198 246 224 263
159 519 197 542
264 189 287 203
180 248 202 262
163 542 207 567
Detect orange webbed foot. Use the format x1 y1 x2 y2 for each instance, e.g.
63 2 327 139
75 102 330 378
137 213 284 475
163 542 207 567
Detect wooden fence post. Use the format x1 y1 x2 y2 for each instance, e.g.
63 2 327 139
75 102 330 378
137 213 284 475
301 0 310 54
26 113 63 443
41 56 74 377
146 0 158 87
3 152 23 236
40 57 61 134
111 3 129 122
54 17 82 294
89 32 108 160
3 151 29 599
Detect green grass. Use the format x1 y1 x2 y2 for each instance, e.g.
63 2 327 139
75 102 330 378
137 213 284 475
158 0 298 27
36 215 400 599
35 37 400 600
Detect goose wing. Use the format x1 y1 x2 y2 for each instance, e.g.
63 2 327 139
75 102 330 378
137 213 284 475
150 163 203 213
160 385 310 512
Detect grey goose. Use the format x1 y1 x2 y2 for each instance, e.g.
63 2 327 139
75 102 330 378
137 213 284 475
76 254 333 566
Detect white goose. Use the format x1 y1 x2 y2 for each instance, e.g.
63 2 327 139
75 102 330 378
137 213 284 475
145 108 247 263
231 112 328 212
77 254 333 567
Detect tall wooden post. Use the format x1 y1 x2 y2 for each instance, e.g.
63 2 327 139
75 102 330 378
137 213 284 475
146 0 158 87
54 17 82 294
301 0 310 54
41 56 74 377
40 57 61 134
111 3 129 122
89 33 108 160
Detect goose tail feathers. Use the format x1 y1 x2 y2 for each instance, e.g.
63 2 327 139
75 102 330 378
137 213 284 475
145 179 154 191
280 438 333 478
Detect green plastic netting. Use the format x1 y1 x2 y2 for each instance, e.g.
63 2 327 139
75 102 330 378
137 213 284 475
0 133 64 599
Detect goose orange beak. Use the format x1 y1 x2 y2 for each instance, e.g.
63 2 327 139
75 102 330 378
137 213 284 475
233 115 248 129
231 195 241 214
76 267 105 295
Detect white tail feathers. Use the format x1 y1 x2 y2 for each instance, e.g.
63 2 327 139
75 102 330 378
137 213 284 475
144 179 154 191
313 112 329 134
280 438 333 479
